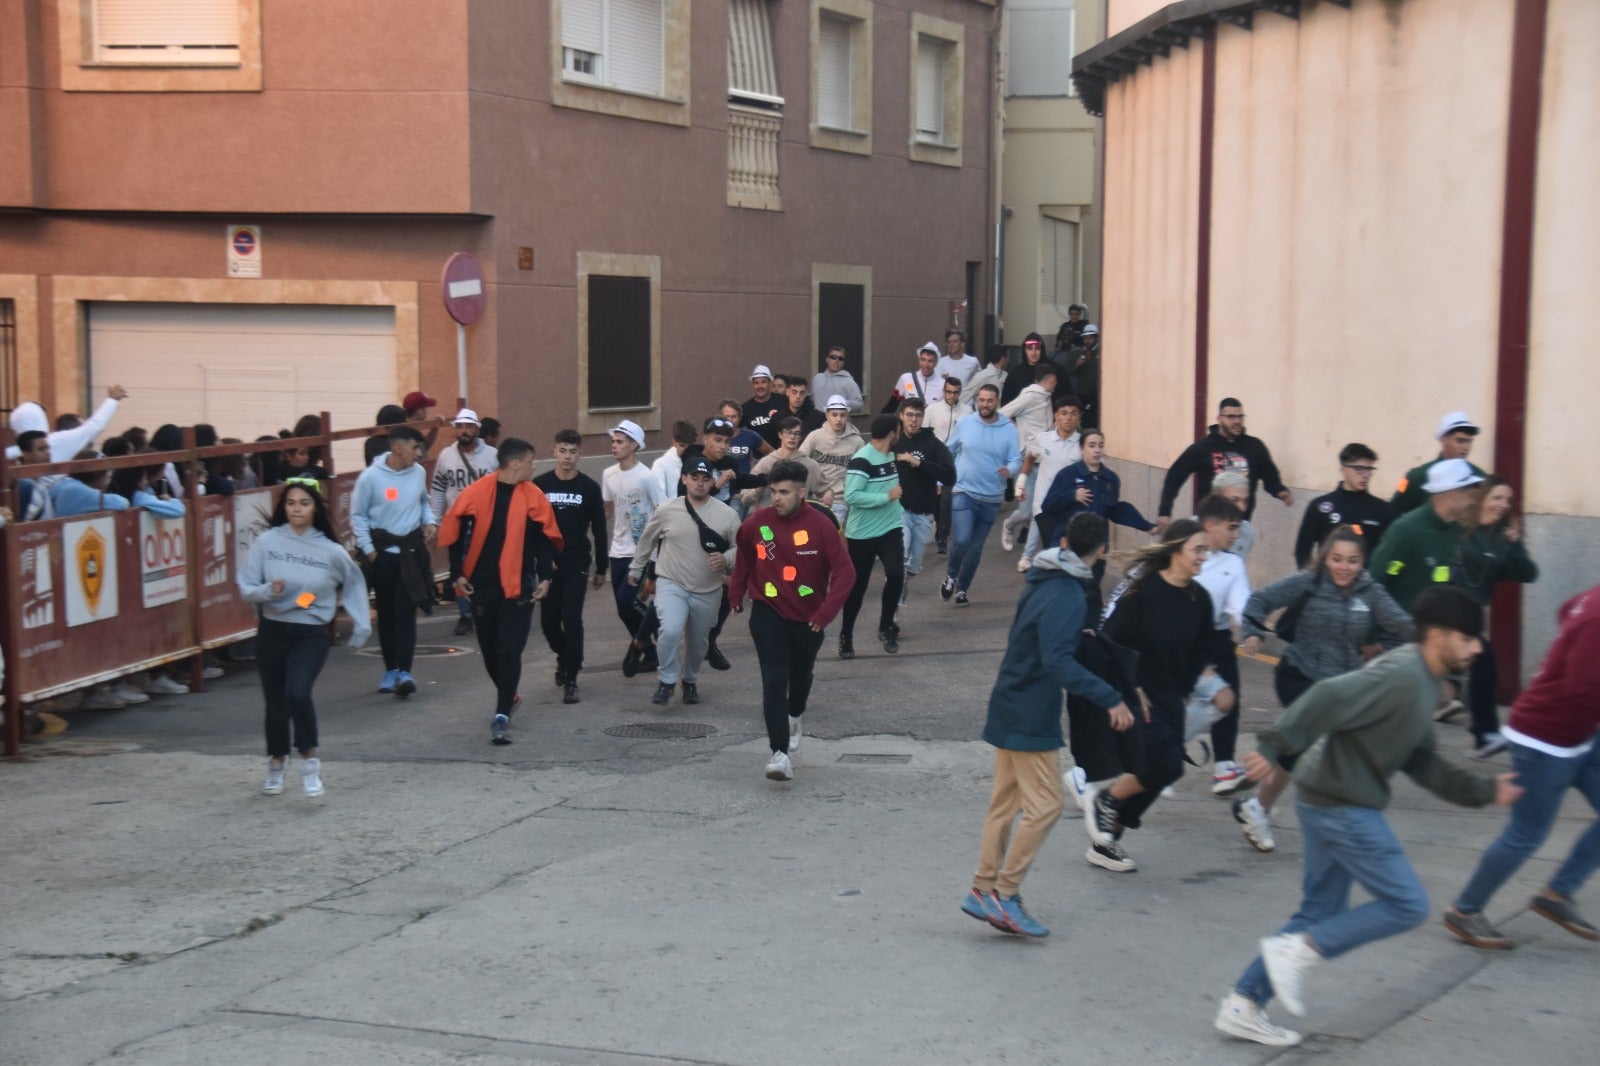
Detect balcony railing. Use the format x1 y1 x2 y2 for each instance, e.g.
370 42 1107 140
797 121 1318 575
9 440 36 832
727 103 782 211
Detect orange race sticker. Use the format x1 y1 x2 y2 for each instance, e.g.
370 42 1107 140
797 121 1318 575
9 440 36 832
295 592 316 609
793 530 810 546
782 566 797 581
385 486 400 501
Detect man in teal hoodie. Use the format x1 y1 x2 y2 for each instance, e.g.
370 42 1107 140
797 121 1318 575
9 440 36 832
839 415 906 658
961 514 1133 938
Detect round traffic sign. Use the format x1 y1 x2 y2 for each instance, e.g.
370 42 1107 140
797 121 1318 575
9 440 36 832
442 252 486 325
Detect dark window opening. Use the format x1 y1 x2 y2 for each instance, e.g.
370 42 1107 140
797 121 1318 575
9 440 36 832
0 298 17 419
817 282 865 388
587 276 652 410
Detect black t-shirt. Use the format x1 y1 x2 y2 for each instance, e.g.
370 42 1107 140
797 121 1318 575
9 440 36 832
533 470 608 572
741 395 783 448
1105 572 1218 708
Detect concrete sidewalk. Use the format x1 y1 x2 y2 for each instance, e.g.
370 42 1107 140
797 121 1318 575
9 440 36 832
2 527 1595 1064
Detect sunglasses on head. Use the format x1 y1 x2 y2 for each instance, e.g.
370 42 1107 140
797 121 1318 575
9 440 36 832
282 476 322 495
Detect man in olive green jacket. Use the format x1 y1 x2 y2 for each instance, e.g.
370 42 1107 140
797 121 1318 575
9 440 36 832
1369 458 1482 612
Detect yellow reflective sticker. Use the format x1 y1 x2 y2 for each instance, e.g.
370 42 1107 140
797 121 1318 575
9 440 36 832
1432 566 1451 583
1386 561 1404 575
764 582 778 598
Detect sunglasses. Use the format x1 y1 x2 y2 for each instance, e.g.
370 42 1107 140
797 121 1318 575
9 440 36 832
282 476 322 495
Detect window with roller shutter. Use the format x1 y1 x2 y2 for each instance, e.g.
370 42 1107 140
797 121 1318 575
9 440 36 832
810 0 872 154
561 0 665 97
92 0 241 64
907 14 961 166
915 36 947 143
817 15 853 131
1006 1 1076 98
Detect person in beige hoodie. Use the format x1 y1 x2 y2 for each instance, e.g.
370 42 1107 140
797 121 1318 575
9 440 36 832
799 396 865 526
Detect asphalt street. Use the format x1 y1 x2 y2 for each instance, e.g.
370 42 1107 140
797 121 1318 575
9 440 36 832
3 518 1596 1065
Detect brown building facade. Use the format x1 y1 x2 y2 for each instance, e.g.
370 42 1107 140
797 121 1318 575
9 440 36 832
0 0 999 453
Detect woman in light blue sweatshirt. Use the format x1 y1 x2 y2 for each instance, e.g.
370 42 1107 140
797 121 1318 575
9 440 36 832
238 480 371 798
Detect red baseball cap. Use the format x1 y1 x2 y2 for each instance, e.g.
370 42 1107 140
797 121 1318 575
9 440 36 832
401 390 437 413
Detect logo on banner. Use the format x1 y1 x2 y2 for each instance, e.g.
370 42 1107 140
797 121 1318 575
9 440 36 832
65 517 119 627
140 513 188 608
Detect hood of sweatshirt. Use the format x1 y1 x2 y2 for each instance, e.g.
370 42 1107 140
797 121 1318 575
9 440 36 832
1206 424 1261 448
9 402 47 435
1027 547 1094 583
821 423 864 446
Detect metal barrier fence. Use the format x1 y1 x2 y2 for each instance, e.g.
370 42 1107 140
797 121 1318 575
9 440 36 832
0 417 420 756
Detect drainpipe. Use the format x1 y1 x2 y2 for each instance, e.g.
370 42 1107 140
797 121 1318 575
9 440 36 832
1193 30 1217 441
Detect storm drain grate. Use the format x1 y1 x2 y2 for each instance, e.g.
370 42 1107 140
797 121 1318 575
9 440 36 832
604 722 718 740
837 754 913 764
356 644 475 658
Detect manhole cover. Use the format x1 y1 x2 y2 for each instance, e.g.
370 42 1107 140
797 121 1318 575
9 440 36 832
603 722 718 740
837 753 912 764
356 644 476 658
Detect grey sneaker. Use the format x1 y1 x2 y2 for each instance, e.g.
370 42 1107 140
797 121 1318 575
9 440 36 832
1530 895 1599 941
1443 906 1513 949
491 714 511 745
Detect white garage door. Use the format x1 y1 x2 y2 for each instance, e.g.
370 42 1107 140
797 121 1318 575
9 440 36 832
88 303 398 472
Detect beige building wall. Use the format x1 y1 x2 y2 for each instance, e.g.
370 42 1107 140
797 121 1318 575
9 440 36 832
1106 1 1171 37
1206 0 1513 493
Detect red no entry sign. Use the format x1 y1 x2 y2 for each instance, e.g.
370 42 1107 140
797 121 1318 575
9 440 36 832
442 252 486 325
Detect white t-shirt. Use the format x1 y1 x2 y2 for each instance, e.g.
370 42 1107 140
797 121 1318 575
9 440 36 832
934 353 979 386
603 462 665 558
1195 548 1250 631
1029 429 1081 502
894 369 938 403
651 449 682 501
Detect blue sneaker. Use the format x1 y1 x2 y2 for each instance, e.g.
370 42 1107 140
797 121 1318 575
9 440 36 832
960 888 1007 931
378 669 398 694
395 671 417 698
992 894 1049 937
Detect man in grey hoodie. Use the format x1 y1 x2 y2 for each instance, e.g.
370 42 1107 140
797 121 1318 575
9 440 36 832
799 397 866 527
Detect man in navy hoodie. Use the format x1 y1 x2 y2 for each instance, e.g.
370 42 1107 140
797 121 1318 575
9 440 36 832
960 513 1133 937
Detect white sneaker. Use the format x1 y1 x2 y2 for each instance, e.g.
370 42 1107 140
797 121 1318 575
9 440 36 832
301 757 325 797
113 682 151 705
1214 991 1302 1047
1065 766 1094 813
262 760 286 795
788 715 802 753
1234 797 1276 852
1000 525 1016 551
82 685 127 711
1016 555 1033 572
147 675 189 695
201 665 225 680
765 750 794 782
1260 933 1319 1017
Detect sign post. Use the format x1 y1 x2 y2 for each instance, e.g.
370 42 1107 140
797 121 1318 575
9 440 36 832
441 253 486 406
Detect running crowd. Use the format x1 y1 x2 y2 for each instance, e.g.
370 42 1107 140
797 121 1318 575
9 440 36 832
4 310 1595 1051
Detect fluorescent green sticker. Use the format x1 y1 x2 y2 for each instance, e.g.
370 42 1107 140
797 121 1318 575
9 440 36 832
798 584 814 597
1432 565 1451 583
764 582 778 597
759 525 773 540
1386 561 1404 576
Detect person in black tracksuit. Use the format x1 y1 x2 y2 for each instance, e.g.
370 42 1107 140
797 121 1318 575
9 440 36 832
534 430 609 705
1157 398 1291 523
1292 442 1392 568
891 397 955 605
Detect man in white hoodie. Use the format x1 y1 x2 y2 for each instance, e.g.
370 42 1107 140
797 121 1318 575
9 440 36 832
428 409 499 636
998 364 1058 559
5 385 127 462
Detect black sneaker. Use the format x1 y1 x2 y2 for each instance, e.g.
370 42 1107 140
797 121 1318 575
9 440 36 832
954 591 969 606
640 650 660 673
936 538 948 555
682 682 700 705
1086 788 1121 846
838 636 855 660
650 682 674 706
454 616 474 637
879 629 900 655
884 619 901 637
563 681 580 705
622 642 642 678
554 667 568 686
940 577 956 601
704 641 731 671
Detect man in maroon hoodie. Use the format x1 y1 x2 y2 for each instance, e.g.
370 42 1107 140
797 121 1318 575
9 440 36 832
730 460 855 784
1444 583 1600 948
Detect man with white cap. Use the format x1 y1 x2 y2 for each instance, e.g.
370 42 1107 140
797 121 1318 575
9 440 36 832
1390 412 1487 517
741 365 783 447
603 420 666 663
799 395 867 527
1370 458 1485 613
429 408 500 636
889 343 941 411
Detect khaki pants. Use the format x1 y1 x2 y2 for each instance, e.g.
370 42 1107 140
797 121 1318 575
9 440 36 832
974 748 1065 898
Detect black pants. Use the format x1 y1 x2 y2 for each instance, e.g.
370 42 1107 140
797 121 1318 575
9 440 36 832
1271 659 1316 773
1209 647 1242 763
540 564 590 679
258 618 330 758
1067 693 1144 784
371 551 417 672
1467 636 1500 744
936 488 953 544
841 530 905 639
447 541 471 617
707 585 732 644
749 603 825 753
473 588 535 715
1118 696 1186 830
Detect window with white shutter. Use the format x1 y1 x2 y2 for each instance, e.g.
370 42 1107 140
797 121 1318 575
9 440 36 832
1006 1 1076 98
915 36 946 143
93 0 241 64
817 15 852 131
560 0 664 97
1040 217 1080 313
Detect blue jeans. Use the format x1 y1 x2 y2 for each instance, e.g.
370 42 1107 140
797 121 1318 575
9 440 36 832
1456 741 1600 912
1235 803 1429 1006
945 493 1000 593
901 511 935 576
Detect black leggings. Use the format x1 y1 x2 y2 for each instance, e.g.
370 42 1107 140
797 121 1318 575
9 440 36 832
749 603 826 753
473 588 535 715
1271 659 1317 773
1467 636 1501 744
1209 648 1242 763
841 530 905 639
1117 696 1186 830
540 565 590 678
258 618 330 758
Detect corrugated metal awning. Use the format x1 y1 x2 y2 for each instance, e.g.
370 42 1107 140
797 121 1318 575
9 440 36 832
728 0 782 106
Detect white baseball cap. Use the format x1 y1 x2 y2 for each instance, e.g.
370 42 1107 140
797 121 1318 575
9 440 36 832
608 419 645 448
1435 411 1479 439
1081 324 1099 336
825 394 850 411
451 408 481 426
750 364 773 381
1423 458 1484 494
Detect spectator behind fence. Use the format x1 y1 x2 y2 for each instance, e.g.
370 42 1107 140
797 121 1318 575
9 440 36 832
108 456 185 518
364 404 409 466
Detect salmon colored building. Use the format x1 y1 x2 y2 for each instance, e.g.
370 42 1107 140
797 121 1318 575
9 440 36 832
1073 0 1598 679
0 0 1000 460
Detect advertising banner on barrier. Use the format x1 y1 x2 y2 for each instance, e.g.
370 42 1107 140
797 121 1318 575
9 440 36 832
139 513 188 608
64 516 118 627
197 495 258 644
234 489 275 560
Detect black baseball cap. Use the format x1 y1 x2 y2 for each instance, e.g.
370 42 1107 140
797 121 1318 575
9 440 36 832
683 455 715 477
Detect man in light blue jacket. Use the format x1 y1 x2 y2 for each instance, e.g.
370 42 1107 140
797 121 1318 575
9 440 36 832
941 383 1021 605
